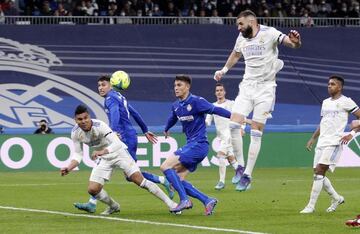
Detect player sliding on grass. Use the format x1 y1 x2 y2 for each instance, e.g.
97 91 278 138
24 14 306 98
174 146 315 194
61 105 177 215
73 75 173 213
214 10 301 192
300 75 360 214
160 75 232 215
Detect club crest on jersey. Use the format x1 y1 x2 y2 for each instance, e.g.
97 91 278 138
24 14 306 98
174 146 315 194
186 104 192 111
259 36 265 44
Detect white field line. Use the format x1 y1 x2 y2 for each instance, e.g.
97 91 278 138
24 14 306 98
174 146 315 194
0 206 267 234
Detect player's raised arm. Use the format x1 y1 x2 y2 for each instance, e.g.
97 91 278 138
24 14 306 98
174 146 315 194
214 50 242 81
282 30 302 49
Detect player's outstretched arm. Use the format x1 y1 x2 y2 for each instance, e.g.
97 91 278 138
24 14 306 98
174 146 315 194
128 104 149 134
282 30 301 49
60 160 79 176
214 51 242 81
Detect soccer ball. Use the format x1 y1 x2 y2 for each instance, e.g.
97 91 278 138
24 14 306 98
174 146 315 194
110 70 131 91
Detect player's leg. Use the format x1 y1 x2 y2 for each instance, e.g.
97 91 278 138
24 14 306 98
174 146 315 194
229 121 245 180
215 149 227 190
236 86 274 191
127 135 174 199
178 169 217 216
321 146 344 212
88 161 120 215
160 153 189 198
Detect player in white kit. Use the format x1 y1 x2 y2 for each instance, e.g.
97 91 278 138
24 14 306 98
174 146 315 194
60 105 177 215
300 75 360 214
213 10 301 191
205 83 246 190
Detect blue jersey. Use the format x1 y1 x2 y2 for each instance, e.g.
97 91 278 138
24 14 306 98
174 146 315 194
104 90 148 158
165 94 222 143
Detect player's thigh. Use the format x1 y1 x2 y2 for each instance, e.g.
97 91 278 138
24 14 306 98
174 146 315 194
89 159 113 185
317 145 342 172
252 86 275 124
160 154 181 171
232 87 253 117
123 136 138 161
114 149 141 178
176 142 209 172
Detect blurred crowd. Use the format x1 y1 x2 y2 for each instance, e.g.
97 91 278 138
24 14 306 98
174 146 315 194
0 0 359 19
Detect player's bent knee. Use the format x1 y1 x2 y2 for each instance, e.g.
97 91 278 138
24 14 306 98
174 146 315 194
129 171 144 186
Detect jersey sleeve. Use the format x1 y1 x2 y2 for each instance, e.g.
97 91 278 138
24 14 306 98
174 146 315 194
99 121 122 153
270 27 286 45
343 97 359 113
196 97 215 114
71 132 83 163
164 107 178 132
128 104 148 133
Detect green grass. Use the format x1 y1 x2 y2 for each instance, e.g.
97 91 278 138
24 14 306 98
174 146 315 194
0 168 359 234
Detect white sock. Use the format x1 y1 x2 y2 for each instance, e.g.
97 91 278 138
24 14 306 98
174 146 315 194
244 129 262 176
158 176 165 184
88 196 97 205
306 175 325 209
140 179 176 209
323 177 340 200
229 158 239 170
218 157 227 183
94 189 115 207
230 123 244 167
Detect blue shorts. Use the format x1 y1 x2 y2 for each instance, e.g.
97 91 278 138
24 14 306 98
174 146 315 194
174 141 209 172
122 135 138 161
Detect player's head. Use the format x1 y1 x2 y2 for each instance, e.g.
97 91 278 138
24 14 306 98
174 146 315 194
237 10 257 39
215 83 226 100
328 75 344 97
174 74 191 100
97 75 112 97
74 105 92 131
38 119 48 130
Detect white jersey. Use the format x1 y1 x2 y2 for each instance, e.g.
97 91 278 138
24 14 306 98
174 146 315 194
317 95 359 147
206 100 234 140
71 119 127 162
234 24 286 85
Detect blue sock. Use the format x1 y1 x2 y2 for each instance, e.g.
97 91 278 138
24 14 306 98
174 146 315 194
182 180 209 205
142 171 161 184
163 169 188 201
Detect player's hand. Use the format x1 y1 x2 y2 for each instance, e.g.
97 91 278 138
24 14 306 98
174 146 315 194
340 134 353 145
145 131 158 144
288 30 301 44
60 167 69 176
306 138 315 151
91 149 108 160
164 131 170 139
214 70 224 81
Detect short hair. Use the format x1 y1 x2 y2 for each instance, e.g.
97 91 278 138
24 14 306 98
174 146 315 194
98 74 110 82
215 83 225 90
74 105 89 116
175 74 192 85
40 119 47 123
237 10 257 19
329 75 344 87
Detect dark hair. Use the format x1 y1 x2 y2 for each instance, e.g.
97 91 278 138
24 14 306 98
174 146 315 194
237 10 257 19
98 74 110 82
329 75 344 87
175 74 192 85
75 105 89 116
40 119 47 123
215 82 225 90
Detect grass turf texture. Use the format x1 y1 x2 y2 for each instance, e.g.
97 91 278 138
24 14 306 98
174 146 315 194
0 168 359 234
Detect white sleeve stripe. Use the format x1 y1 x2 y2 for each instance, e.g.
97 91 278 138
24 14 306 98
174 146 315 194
350 106 359 113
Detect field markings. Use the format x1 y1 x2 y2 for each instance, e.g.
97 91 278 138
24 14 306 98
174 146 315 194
0 205 267 234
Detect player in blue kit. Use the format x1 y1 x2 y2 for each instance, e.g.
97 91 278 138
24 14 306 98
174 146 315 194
160 74 232 215
74 75 173 213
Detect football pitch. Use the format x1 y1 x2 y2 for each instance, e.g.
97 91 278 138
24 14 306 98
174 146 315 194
0 168 359 234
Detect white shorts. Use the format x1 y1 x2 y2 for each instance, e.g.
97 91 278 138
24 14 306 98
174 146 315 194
90 148 140 185
232 82 276 124
313 145 342 172
218 138 234 157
